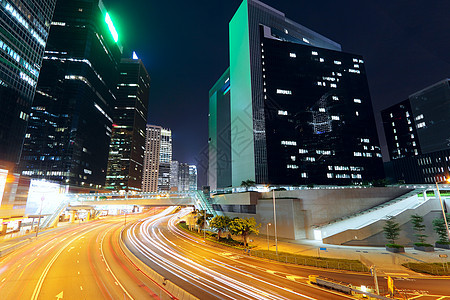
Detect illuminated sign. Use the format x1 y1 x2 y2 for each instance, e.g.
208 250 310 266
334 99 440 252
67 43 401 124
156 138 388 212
105 12 118 43
0 169 8 204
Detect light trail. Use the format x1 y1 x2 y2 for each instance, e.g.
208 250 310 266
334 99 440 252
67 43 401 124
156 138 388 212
125 207 319 300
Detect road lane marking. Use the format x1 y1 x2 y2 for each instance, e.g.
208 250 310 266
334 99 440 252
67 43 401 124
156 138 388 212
67 246 75 252
1 278 5 283
80 286 83 290
31 226 99 300
100 226 134 300
78 271 80 275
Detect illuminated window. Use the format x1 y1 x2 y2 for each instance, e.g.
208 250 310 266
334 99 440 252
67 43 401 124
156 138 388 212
301 173 308 178
331 116 340 121
353 99 362 103
281 141 297 146
312 51 318 56
278 110 288 116
276 89 292 95
327 173 334 178
333 60 342 65
319 58 324 62
290 53 296 58
299 149 308 154
332 96 339 101
330 83 337 88
319 108 326 112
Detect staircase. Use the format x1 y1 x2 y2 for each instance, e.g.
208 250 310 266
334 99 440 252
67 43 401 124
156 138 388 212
314 188 436 244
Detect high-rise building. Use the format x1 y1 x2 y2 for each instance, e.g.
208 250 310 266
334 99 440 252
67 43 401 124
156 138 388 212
142 125 161 192
106 54 150 191
382 79 450 183
208 0 383 189
158 128 172 191
208 69 231 190
0 0 56 170
176 163 197 191
19 0 123 188
188 165 198 191
170 160 179 190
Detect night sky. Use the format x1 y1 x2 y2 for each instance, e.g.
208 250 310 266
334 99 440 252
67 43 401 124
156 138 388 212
106 0 450 185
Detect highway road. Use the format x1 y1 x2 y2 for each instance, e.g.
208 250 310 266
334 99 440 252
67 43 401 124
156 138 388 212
125 207 357 300
0 210 170 300
124 207 450 300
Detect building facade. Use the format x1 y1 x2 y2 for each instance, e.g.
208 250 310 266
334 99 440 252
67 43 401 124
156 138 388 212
0 0 56 169
19 0 122 188
157 128 172 191
106 55 150 191
170 160 179 190
209 0 383 188
382 79 450 183
142 125 161 192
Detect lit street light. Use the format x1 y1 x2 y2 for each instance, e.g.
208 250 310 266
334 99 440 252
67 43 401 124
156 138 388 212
266 223 271 250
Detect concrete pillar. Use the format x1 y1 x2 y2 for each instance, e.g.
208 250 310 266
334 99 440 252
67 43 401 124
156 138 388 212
69 211 76 223
17 220 22 232
86 211 91 221
1 223 7 235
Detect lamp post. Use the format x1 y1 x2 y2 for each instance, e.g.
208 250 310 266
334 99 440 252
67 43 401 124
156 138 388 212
266 223 271 251
272 190 278 256
436 179 450 242
35 196 44 238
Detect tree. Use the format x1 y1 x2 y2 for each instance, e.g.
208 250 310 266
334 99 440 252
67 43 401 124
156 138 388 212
228 217 261 247
196 210 213 233
410 214 427 244
240 179 256 192
372 178 388 187
383 216 401 245
209 215 231 240
432 214 450 244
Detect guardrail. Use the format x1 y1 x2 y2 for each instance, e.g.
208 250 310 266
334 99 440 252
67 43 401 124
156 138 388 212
249 249 369 272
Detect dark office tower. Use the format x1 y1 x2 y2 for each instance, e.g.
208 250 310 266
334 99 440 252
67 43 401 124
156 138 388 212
19 0 123 188
209 0 383 188
106 54 150 192
382 79 450 183
0 0 56 170
381 100 420 161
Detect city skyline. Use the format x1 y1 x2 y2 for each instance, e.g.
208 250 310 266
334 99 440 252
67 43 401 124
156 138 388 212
104 0 450 185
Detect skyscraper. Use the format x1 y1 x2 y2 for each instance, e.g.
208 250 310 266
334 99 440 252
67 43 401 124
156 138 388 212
142 125 161 192
19 0 123 188
382 79 450 183
170 160 179 190
158 128 172 191
106 54 150 191
176 163 197 191
209 0 383 188
0 0 56 170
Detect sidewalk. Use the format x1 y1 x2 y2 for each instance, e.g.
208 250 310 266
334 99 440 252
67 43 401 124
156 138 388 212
249 234 450 276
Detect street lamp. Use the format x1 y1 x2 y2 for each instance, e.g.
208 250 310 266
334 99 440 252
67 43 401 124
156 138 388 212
435 178 450 242
272 189 278 256
266 223 271 251
35 196 44 238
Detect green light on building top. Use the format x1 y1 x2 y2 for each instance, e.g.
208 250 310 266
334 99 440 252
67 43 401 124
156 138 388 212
105 12 118 43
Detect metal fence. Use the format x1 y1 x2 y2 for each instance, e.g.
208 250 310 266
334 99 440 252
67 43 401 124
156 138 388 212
249 249 369 272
